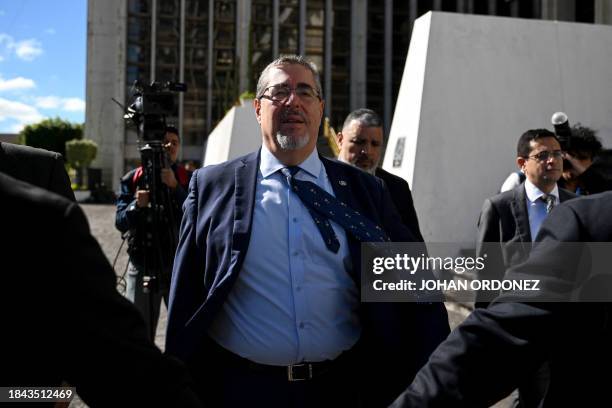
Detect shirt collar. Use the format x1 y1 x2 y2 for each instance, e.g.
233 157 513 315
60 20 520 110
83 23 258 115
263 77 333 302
524 178 559 202
260 144 321 179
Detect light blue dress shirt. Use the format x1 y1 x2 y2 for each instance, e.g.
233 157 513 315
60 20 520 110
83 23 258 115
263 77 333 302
207 145 361 365
524 179 559 240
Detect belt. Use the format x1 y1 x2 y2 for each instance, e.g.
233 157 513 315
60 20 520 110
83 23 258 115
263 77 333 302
246 360 335 382
210 340 353 382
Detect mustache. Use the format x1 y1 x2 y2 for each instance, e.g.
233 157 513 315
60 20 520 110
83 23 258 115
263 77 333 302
279 109 307 123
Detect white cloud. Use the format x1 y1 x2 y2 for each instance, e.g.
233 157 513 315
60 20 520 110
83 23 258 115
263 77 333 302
62 97 85 112
35 95 61 109
0 76 36 92
0 97 44 125
0 34 43 61
12 38 43 61
35 96 85 112
44 28 56 35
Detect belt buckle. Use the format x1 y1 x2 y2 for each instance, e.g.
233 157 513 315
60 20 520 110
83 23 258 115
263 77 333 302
287 363 313 381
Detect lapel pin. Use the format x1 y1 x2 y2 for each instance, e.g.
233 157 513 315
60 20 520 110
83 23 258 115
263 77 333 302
338 180 347 186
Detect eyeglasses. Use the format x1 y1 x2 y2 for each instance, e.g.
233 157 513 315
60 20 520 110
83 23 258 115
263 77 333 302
526 150 563 162
259 84 320 103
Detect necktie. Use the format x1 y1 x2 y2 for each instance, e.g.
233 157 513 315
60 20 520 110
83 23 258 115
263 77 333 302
542 194 556 214
280 166 390 253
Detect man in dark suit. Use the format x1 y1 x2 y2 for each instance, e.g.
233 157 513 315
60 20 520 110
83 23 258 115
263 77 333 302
336 108 423 241
0 172 201 407
476 129 575 305
390 192 612 407
0 141 75 201
475 129 575 407
166 55 449 407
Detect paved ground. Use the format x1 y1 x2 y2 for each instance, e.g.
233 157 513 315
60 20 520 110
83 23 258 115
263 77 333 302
74 203 510 407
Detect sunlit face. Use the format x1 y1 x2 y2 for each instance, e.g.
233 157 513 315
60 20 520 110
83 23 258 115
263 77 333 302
337 120 384 173
254 64 324 156
517 137 562 189
164 132 179 163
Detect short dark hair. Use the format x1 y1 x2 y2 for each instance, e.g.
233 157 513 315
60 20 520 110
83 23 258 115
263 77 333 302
517 129 557 157
165 125 179 139
568 123 602 158
342 108 383 131
255 55 322 99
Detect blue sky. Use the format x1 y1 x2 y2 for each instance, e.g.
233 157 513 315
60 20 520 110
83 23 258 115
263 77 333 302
0 0 86 133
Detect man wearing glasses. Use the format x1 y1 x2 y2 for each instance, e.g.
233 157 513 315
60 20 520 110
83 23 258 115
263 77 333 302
166 55 449 407
475 128 575 406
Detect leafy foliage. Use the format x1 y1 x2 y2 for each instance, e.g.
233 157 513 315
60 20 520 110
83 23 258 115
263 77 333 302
20 117 83 157
66 139 98 170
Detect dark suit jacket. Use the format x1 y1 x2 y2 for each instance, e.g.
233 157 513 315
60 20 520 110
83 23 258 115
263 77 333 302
166 151 450 407
475 182 576 305
0 172 200 407
391 192 612 407
0 141 75 201
375 167 423 241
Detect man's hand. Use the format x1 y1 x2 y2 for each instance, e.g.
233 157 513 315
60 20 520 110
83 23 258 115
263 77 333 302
136 190 150 208
161 168 178 189
563 152 591 176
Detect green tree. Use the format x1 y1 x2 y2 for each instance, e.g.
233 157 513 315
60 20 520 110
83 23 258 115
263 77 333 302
66 139 98 189
20 117 83 157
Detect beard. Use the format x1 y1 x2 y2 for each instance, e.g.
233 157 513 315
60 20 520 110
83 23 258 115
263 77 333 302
276 131 310 150
354 156 380 175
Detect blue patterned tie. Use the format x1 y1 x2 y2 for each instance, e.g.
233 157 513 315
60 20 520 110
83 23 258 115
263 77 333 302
280 166 390 253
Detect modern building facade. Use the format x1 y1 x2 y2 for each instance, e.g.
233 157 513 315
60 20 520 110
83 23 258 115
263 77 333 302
85 0 612 190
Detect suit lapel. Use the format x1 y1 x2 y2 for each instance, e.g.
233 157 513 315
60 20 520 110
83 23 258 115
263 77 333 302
230 151 259 272
512 184 532 242
320 156 353 206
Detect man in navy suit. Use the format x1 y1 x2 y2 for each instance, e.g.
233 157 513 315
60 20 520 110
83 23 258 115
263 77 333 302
166 55 449 407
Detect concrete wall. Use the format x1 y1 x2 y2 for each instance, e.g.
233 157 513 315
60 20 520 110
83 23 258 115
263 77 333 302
85 0 126 191
203 99 261 166
383 12 612 245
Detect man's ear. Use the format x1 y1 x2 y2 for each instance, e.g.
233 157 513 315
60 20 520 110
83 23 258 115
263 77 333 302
516 157 526 171
336 131 344 147
254 98 262 124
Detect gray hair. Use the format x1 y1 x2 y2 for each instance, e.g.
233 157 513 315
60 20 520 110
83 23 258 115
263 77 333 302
342 108 383 130
255 55 323 99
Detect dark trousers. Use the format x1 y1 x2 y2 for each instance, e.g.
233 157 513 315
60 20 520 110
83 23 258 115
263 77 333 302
190 337 361 408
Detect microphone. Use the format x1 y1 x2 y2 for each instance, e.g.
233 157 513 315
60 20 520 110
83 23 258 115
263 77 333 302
551 112 572 151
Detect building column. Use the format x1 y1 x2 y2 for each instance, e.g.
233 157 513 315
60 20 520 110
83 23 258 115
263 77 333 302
273 0 279 58
383 0 392 137
150 0 157 81
324 0 332 118
299 0 306 55
488 0 497 14
206 0 214 134
85 0 127 191
595 0 612 24
178 0 186 156
541 0 575 21
350 0 367 110
409 0 417 37
236 0 251 93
